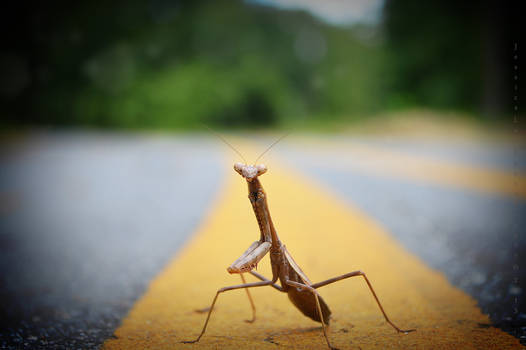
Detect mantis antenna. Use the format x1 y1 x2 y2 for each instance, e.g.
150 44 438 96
201 124 248 164
253 132 290 165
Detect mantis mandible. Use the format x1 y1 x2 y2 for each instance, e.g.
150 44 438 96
183 136 415 349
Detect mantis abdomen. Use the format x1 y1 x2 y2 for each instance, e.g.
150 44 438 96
288 280 332 324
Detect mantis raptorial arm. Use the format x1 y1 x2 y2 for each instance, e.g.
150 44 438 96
227 241 271 274
229 241 272 323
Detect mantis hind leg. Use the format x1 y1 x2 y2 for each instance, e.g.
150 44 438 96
286 280 337 350
311 270 415 334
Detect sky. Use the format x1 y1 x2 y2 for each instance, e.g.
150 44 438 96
248 0 385 25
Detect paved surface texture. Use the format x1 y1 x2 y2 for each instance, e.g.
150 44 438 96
0 132 524 349
0 132 223 349
277 136 526 343
103 142 522 349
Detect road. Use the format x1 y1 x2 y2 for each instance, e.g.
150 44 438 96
0 131 524 349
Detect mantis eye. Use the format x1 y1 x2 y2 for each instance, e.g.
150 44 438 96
256 164 267 175
234 163 245 175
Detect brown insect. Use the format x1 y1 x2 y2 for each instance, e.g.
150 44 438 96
183 137 414 349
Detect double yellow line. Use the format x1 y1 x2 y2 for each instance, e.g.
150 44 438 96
292 138 526 198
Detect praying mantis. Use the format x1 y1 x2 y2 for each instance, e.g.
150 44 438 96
183 136 415 349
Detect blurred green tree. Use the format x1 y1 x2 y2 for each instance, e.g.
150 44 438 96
0 0 518 129
383 0 516 118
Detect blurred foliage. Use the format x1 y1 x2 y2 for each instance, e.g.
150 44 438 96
0 0 517 129
383 1 515 118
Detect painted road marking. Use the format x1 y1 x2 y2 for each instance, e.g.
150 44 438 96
289 138 526 198
103 151 522 349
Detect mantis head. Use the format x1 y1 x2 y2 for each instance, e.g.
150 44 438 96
234 163 267 182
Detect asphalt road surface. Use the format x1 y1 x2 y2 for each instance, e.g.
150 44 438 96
277 136 526 343
0 131 524 349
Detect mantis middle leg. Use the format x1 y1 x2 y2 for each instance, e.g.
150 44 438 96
182 279 274 344
240 272 285 323
311 270 415 333
240 274 257 323
249 271 284 291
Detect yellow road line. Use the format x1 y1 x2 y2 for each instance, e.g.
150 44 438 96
292 138 526 198
103 147 522 349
